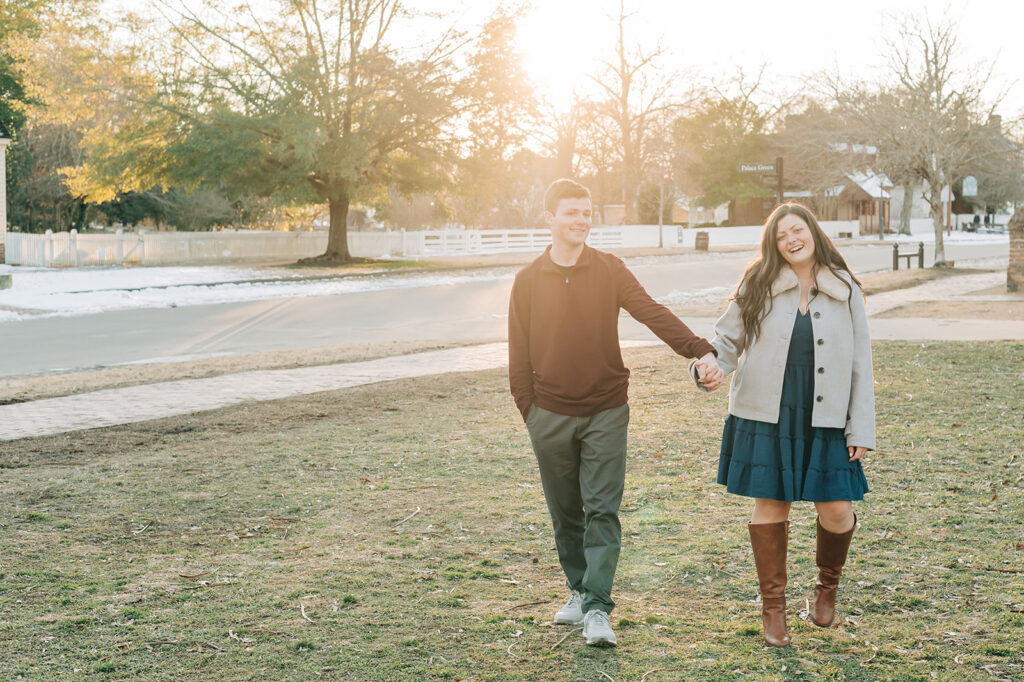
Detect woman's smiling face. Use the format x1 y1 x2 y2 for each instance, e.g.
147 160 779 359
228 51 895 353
775 213 816 268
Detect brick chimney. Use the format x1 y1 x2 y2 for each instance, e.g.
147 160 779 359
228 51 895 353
1009 206 1024 292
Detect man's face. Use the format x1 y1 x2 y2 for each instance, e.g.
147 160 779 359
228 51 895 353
545 197 592 249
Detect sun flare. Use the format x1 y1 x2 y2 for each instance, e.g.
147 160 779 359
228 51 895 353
515 3 607 111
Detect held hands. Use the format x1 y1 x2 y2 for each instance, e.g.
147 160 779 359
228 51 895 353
695 352 724 391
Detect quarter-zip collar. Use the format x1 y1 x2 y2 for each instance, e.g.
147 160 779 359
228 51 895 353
540 244 595 275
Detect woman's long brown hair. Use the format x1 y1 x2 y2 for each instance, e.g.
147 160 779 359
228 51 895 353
733 203 862 348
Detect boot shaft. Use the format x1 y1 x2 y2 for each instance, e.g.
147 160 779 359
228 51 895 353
815 515 856 572
748 521 789 598
812 514 857 628
748 520 791 647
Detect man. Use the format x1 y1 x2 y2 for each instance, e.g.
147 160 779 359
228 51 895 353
508 178 721 646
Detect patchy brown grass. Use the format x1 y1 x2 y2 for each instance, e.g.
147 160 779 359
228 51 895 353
1 341 1021 680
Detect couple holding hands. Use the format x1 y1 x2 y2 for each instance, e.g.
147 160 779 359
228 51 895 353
508 179 873 647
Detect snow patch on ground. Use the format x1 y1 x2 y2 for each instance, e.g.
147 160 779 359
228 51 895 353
0 265 271 293
657 286 732 307
0 265 512 321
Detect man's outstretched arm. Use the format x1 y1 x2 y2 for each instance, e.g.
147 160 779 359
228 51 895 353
616 261 716 360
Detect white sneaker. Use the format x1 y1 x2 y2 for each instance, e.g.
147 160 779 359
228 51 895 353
582 609 616 646
554 590 584 624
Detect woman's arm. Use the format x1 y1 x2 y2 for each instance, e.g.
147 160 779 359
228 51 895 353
711 299 746 376
844 285 876 451
688 299 745 391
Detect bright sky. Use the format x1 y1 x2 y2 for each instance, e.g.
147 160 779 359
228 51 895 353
431 0 1023 118
112 0 1023 119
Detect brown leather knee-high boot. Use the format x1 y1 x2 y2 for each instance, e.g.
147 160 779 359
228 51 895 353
748 521 790 647
811 514 856 627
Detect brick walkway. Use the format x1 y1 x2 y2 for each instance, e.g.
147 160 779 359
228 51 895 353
0 340 658 441
0 343 507 441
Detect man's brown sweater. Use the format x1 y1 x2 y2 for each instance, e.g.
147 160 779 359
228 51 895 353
508 245 715 419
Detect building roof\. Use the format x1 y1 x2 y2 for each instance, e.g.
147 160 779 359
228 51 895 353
848 170 893 199
828 142 878 155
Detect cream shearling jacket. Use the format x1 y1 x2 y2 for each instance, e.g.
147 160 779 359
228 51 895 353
706 266 876 450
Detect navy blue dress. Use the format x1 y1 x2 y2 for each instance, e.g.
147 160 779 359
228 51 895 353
717 310 870 502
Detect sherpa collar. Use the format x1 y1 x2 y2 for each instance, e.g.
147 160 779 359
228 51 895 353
771 265 851 301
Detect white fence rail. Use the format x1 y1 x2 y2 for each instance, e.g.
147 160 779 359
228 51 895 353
4 220 864 267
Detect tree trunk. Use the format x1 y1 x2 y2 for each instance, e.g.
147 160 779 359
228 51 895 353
928 182 947 266
75 199 88 232
322 195 352 261
621 153 639 224
623 179 636 224
556 132 575 178
900 182 914 235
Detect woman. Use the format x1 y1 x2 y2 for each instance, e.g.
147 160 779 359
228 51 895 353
693 203 874 647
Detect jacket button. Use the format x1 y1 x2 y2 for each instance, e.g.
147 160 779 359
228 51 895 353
817 367 825 374
813 312 821 319
816 395 823 402
817 338 824 346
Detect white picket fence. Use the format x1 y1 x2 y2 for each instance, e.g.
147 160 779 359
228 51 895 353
414 226 653 255
4 220 864 267
3 230 330 267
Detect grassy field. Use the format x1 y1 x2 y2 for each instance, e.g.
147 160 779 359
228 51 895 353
1 341 1022 681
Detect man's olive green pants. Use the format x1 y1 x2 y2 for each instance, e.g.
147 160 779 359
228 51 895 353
525 403 629 615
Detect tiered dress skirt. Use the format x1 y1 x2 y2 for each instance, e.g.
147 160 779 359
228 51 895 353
717 310 870 502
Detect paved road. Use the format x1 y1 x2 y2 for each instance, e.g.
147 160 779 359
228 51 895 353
0 242 1007 378
2 270 1020 441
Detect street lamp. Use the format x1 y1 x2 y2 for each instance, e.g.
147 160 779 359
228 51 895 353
0 120 10 264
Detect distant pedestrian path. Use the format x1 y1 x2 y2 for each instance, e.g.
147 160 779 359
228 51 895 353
0 343 510 441
3 273 1021 442
864 271 1006 315
0 340 661 440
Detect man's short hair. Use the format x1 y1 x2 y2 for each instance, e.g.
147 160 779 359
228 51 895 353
544 178 591 214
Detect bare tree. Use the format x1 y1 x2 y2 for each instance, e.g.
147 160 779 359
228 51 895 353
590 0 679 223
535 95 586 180
779 99 924 234
831 15 1011 265
966 115 1024 213
574 98 620 222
